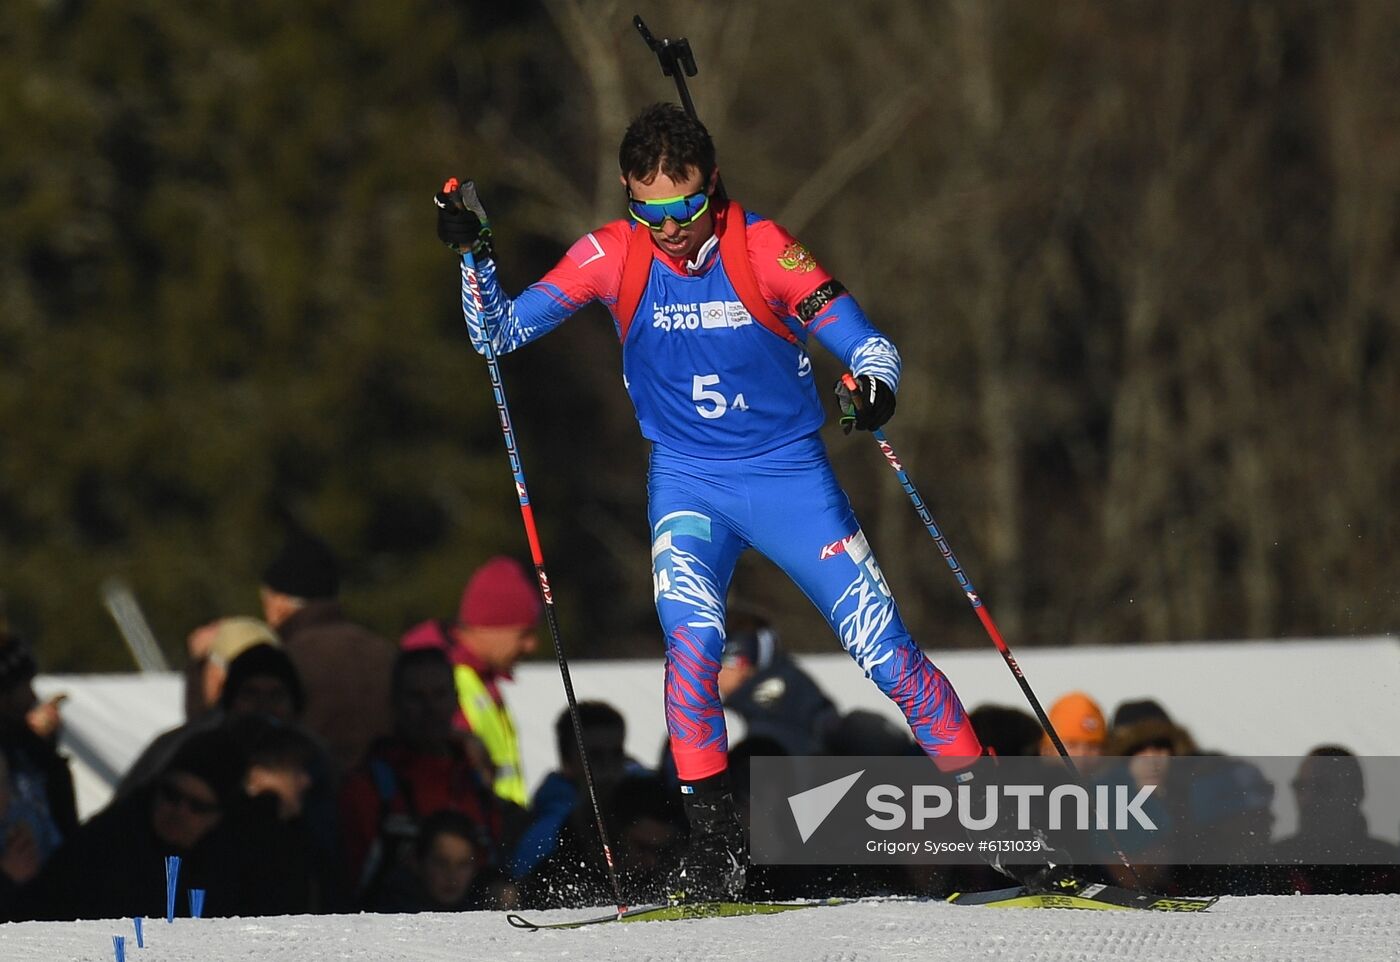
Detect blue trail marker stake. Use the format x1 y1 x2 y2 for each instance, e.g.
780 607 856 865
132 917 144 947
189 888 206 919
112 935 126 962
164 856 180 922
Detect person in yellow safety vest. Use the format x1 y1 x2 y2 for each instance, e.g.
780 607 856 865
447 557 541 806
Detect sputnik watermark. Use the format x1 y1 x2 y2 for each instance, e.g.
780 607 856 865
863 782 1158 832
753 754 1400 866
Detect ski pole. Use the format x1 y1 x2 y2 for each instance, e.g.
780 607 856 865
839 373 1142 884
838 376 1071 754
454 181 629 914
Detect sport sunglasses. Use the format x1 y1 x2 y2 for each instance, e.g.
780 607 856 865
156 779 222 816
626 189 711 229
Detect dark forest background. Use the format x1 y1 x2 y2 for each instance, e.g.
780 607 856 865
3 1 1399 671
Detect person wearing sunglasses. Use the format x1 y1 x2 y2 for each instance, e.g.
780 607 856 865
7 728 248 921
436 102 983 902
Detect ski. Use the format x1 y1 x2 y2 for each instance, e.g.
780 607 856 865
506 898 843 930
948 875 1218 912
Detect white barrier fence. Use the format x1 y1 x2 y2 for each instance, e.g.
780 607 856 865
36 636 1400 840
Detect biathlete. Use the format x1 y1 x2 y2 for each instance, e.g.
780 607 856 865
437 103 984 900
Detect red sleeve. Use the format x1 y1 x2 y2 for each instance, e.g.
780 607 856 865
744 218 836 322
531 219 632 319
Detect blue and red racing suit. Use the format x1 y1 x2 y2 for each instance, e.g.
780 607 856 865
463 203 982 781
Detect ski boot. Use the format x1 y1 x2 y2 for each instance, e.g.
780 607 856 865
670 772 747 903
954 759 1070 893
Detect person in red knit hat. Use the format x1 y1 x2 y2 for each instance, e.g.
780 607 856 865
400 557 540 805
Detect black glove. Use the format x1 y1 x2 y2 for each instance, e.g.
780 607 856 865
834 374 896 434
435 177 494 258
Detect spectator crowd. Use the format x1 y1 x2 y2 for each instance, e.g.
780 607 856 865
1 533 1397 921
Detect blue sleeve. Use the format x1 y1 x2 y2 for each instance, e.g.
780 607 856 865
505 772 579 880
806 293 903 393
462 256 583 356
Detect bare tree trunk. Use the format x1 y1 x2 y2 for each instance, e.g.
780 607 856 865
945 0 1024 642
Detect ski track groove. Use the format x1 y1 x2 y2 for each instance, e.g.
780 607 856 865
0 895 1395 961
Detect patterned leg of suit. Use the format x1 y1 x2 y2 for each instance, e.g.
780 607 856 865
649 497 747 784
648 436 982 779
745 441 983 768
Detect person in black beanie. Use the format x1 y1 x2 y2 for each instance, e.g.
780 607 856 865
221 643 307 720
258 532 342 625
220 650 343 910
110 643 344 912
258 531 394 776
118 643 307 798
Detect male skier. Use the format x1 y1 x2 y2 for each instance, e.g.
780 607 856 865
437 103 984 900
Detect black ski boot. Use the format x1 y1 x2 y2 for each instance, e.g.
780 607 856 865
671 772 747 903
954 759 1070 893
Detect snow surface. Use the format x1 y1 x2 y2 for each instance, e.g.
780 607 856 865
0 895 1396 962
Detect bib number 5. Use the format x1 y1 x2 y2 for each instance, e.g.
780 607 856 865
692 374 727 419
692 374 748 420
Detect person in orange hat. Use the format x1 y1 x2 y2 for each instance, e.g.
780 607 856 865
1040 691 1106 759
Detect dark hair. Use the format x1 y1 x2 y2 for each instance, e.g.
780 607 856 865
163 727 250 808
1306 745 1354 758
555 700 625 763
391 645 453 696
261 531 340 600
229 714 318 771
221 643 306 715
605 773 683 829
727 735 788 797
968 704 1043 757
414 809 484 860
1297 745 1363 797
823 709 916 758
618 103 717 185
0 631 36 692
